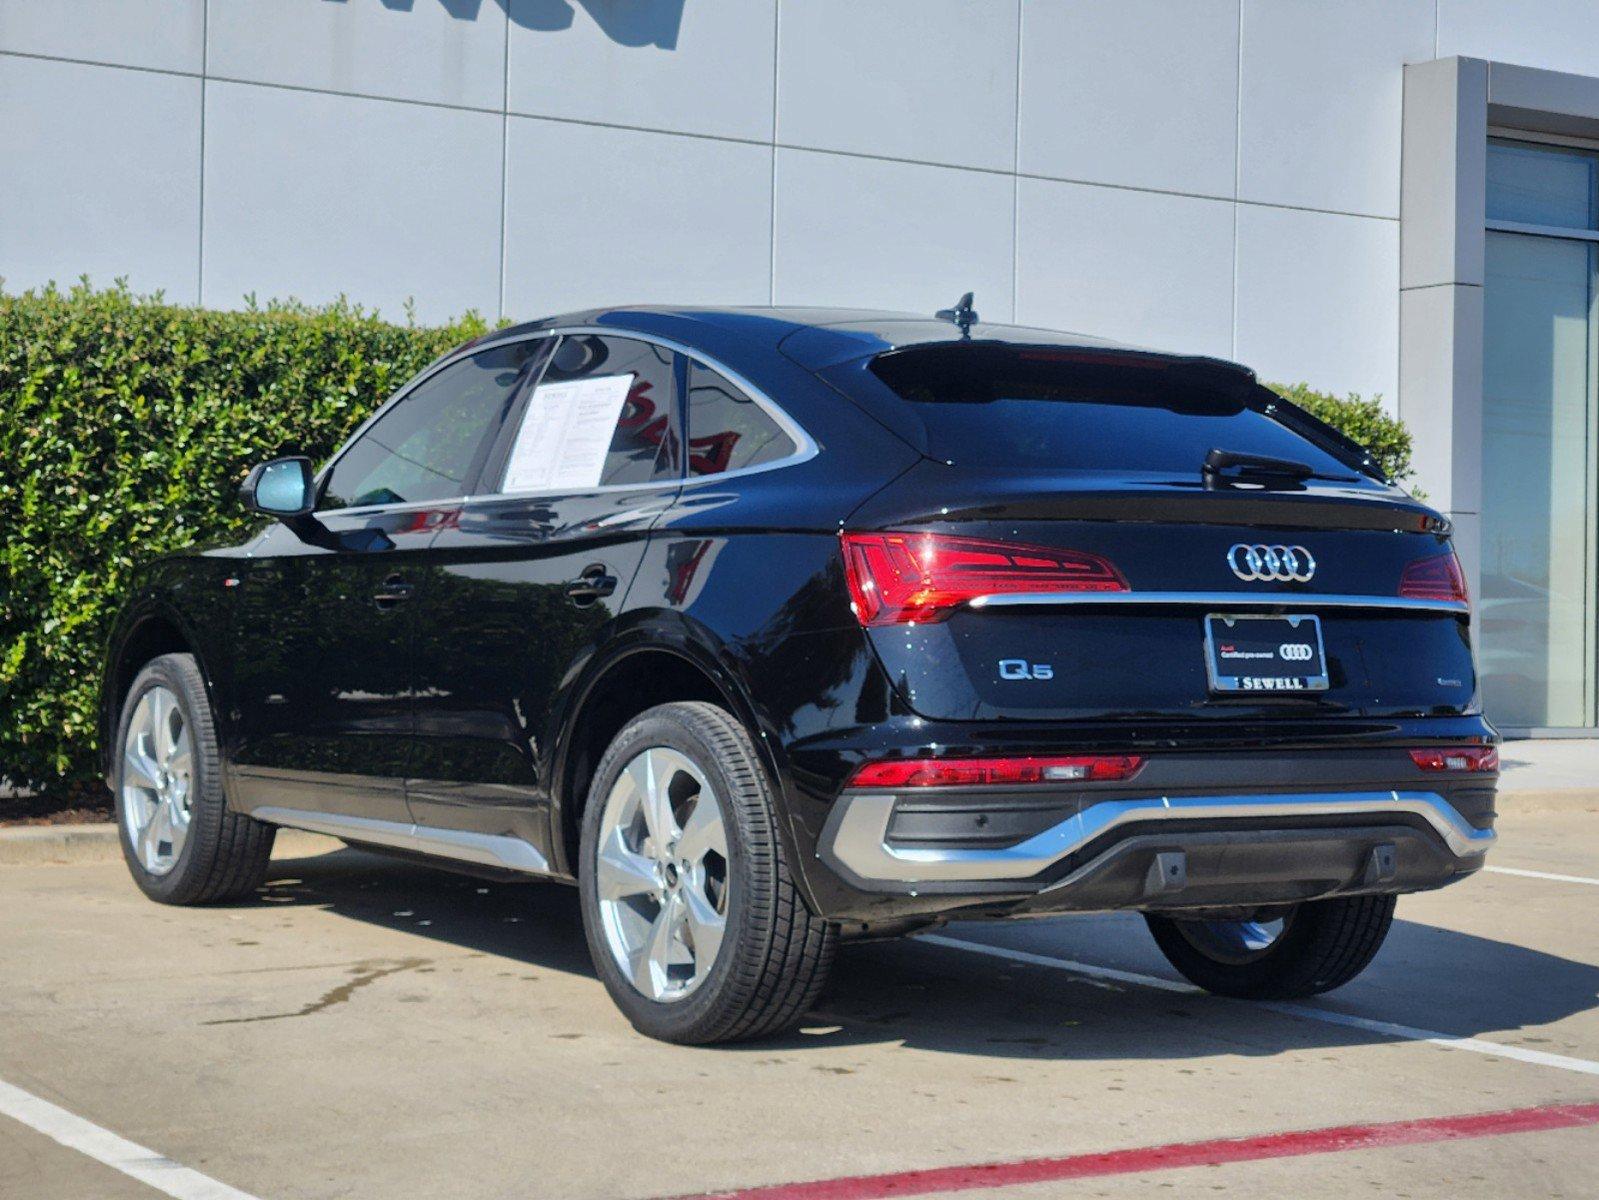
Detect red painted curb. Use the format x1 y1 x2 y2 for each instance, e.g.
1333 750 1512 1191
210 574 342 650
673 1102 1599 1200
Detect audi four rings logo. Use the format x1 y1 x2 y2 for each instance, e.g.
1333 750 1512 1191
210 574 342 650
1228 543 1316 583
1279 642 1314 661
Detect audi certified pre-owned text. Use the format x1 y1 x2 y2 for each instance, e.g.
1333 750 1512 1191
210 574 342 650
101 304 1497 1043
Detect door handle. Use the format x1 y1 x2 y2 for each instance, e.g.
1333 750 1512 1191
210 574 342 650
372 574 415 608
566 565 618 606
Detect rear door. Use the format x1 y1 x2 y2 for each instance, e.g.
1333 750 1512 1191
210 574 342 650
406 333 683 853
835 346 1475 725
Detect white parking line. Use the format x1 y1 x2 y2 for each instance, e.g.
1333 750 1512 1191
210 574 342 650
0 1078 261 1200
919 934 1599 1079
1486 864 1599 887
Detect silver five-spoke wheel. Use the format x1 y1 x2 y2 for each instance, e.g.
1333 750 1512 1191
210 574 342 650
579 702 836 1042
595 747 729 1003
120 684 193 876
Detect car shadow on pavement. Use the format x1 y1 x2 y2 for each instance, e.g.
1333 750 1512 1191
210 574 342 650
256 847 601 978
255 848 1599 1062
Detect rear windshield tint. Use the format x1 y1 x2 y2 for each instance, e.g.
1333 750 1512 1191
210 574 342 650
868 346 1364 478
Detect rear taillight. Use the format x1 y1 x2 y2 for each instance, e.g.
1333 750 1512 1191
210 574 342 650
848 755 1144 788
840 531 1127 626
1399 552 1468 604
1409 747 1498 773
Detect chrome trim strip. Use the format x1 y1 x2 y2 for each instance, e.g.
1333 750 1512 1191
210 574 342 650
252 806 551 875
967 591 1468 615
825 790 1494 885
302 495 476 520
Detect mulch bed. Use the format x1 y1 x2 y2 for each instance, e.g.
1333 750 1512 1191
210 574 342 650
0 784 114 827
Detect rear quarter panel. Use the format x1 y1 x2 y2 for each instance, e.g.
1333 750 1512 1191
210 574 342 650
616 366 921 911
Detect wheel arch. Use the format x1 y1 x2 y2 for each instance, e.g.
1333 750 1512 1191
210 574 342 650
100 604 216 787
550 628 793 886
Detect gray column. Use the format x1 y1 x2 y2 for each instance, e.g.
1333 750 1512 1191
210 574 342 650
1400 56 1486 602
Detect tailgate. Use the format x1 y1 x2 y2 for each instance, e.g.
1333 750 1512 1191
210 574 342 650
850 500 1474 724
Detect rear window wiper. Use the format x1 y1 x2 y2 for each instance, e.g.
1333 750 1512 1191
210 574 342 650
1202 448 1354 489
1248 389 1389 483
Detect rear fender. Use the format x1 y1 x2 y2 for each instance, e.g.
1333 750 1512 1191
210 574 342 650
548 613 823 912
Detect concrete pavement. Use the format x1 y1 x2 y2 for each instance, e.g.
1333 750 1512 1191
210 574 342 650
1499 738 1599 808
1 806 1596 1198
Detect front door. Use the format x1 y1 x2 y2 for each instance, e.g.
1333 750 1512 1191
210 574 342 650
227 338 548 822
406 333 683 860
228 512 435 823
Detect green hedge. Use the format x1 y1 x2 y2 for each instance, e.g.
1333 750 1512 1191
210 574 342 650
1265 381 1413 485
0 282 488 791
0 284 1416 793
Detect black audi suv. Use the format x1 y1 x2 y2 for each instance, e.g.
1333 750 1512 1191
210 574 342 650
100 304 1498 1043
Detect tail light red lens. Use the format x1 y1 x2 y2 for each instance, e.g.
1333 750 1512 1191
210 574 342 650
840 531 1128 626
1409 747 1498 773
1399 552 1468 604
848 755 1144 788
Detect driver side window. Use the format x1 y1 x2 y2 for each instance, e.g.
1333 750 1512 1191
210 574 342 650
320 340 546 511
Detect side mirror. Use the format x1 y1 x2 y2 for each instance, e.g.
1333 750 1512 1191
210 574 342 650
240 456 315 519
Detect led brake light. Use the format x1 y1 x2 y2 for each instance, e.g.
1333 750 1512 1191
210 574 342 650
1399 552 1468 604
840 531 1127 626
1409 747 1498 773
848 755 1144 788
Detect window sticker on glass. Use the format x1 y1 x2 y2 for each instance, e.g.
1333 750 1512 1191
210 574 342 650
503 374 635 493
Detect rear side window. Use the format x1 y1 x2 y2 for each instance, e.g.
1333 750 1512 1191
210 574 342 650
869 346 1362 479
321 340 544 510
686 359 797 477
499 334 677 493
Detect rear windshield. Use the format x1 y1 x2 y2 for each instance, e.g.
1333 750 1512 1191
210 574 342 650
868 346 1368 479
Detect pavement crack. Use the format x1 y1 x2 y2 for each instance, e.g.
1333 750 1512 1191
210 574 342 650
202 957 430 1025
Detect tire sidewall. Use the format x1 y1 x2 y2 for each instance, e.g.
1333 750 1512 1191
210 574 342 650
112 655 223 903
577 706 760 1041
1151 907 1317 994
1146 894 1395 999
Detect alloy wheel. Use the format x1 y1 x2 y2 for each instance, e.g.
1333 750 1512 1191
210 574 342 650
594 747 730 1003
120 685 194 876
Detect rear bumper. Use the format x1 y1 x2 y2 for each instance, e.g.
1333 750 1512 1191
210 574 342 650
815 786 1493 919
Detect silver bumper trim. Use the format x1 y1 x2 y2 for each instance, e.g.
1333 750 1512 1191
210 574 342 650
252 806 551 875
825 790 1494 885
967 591 1467 615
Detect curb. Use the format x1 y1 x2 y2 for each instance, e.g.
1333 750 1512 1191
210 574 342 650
1497 788 1599 814
0 822 339 866
0 824 122 866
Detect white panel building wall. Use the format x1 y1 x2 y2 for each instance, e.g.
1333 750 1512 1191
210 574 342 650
7 0 1599 400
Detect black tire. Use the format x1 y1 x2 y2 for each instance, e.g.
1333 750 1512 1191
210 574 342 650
112 653 275 905
1145 894 1397 999
578 701 835 1044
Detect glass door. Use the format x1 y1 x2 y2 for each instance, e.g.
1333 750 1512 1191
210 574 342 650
1482 137 1599 730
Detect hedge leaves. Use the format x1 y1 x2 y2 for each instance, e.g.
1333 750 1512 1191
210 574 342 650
1 283 486 790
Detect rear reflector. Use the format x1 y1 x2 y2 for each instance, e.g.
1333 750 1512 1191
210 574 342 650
1409 747 1498 773
849 755 1145 788
840 531 1127 626
1399 552 1468 604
